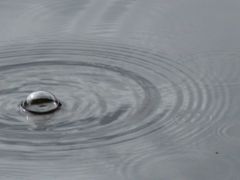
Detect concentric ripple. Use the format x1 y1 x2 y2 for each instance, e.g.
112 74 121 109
0 40 229 153
186 51 240 146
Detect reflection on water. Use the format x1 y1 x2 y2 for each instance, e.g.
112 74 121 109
0 0 240 179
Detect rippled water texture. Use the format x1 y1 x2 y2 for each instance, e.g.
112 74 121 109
1 1 240 180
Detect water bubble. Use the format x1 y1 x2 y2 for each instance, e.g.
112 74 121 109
21 91 61 114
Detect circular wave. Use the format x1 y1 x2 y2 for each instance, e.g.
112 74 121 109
0 40 229 153
186 51 240 148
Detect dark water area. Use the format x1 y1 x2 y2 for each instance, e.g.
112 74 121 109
0 1 240 179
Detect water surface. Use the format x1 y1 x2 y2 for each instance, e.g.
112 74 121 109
0 0 240 179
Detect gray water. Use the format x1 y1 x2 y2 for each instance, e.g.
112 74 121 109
0 0 240 179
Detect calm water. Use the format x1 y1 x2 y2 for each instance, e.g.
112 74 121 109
0 0 240 179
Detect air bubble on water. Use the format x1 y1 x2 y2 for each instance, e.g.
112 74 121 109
21 91 61 114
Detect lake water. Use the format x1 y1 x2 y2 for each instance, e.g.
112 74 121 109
0 0 240 179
